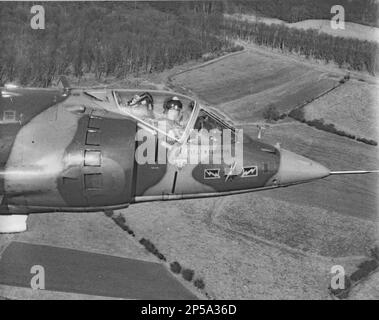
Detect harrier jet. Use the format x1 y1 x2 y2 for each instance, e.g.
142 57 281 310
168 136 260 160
0 81 377 233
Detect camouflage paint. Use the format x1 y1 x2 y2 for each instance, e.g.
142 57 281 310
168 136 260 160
58 112 137 207
0 88 68 208
4 101 81 207
1 87 283 214
191 135 280 192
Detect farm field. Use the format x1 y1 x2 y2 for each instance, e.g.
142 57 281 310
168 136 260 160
0 212 202 299
110 45 379 299
349 272 379 299
115 194 373 299
0 212 157 263
302 80 379 141
2 37 377 300
171 49 340 123
171 45 378 221
245 122 378 221
166 44 379 298
214 193 375 258
2 2 378 301
117 199 357 299
113 123 378 299
225 13 379 43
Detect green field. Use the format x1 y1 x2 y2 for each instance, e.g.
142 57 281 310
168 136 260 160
118 200 341 299
303 80 378 141
2 44 376 300
114 195 371 299
163 45 379 298
171 49 340 122
214 193 375 257
172 46 378 222
114 49 379 299
245 122 378 221
113 123 378 299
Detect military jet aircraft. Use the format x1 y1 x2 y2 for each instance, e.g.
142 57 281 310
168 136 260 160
0 80 377 233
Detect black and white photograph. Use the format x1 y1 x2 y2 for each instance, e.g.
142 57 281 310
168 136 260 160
0 0 378 305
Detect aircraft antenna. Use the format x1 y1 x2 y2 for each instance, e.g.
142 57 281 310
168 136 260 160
329 170 379 175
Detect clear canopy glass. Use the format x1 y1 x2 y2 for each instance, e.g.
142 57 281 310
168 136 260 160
113 90 197 142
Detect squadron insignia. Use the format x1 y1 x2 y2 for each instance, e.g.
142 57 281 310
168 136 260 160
242 166 258 177
204 168 221 179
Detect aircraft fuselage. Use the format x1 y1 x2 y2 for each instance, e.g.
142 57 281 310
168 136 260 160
0 86 331 232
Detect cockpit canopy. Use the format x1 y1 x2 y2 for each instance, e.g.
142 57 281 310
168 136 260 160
113 90 196 142
111 89 235 144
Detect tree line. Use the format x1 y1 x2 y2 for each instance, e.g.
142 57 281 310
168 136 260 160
225 0 379 27
0 2 229 87
1 1 377 86
223 18 378 75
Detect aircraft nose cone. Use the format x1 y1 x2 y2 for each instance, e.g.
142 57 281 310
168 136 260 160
273 149 330 186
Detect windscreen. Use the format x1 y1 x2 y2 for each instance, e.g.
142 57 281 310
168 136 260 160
193 108 237 144
114 90 196 141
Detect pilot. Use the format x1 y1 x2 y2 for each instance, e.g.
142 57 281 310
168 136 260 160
127 92 154 118
128 94 140 107
164 96 183 124
163 96 184 139
128 92 153 109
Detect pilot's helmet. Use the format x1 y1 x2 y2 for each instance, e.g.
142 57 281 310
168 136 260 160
128 92 154 110
140 92 154 110
128 94 141 106
164 96 182 112
164 97 183 122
